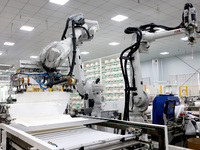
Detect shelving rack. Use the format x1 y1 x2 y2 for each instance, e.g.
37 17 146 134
69 53 127 109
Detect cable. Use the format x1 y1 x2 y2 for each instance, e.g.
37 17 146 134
60 18 78 77
61 15 90 80
35 72 70 90
139 22 184 33
139 2 196 33
75 25 91 39
61 18 70 40
68 20 77 77
34 73 50 90
11 72 38 76
130 60 135 111
120 27 142 125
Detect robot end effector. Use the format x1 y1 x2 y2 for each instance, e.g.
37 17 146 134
137 2 200 53
183 3 200 45
183 3 197 28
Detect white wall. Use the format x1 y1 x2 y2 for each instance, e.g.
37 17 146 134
141 60 154 84
162 53 200 80
141 52 200 84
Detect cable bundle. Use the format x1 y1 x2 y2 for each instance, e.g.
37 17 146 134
120 27 142 122
35 72 68 90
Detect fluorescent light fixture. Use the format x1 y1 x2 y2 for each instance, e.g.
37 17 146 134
20 26 34 31
160 52 169 55
111 15 128 22
49 0 69 5
80 51 89 55
4 42 15 46
30 56 38 59
109 42 120 46
0 52 2 55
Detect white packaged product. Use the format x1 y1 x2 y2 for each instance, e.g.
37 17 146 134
104 60 109 64
95 62 99 66
86 64 90 67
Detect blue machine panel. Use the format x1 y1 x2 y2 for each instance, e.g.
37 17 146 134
152 94 180 125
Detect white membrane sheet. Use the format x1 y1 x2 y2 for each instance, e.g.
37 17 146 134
9 92 87 127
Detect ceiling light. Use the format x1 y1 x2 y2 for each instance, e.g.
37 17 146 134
4 42 15 46
0 52 2 55
30 56 38 59
20 26 34 31
109 42 120 46
111 15 128 22
160 52 169 55
80 51 89 55
49 0 69 5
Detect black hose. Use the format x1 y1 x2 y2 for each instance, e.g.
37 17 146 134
62 19 90 77
68 20 77 76
139 23 184 33
75 26 91 39
61 18 70 40
139 3 196 33
120 27 142 125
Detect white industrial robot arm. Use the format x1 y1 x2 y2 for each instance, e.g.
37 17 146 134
38 14 98 85
38 13 104 116
121 2 200 123
139 3 200 53
10 14 103 116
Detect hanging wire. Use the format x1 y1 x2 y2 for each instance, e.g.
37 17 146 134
120 27 142 122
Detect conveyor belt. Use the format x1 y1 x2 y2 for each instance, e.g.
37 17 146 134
33 126 126 149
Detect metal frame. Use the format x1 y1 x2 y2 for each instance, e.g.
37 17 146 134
0 116 169 150
82 116 169 150
0 123 58 150
0 123 139 150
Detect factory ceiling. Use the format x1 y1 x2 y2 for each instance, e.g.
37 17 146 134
0 0 200 70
